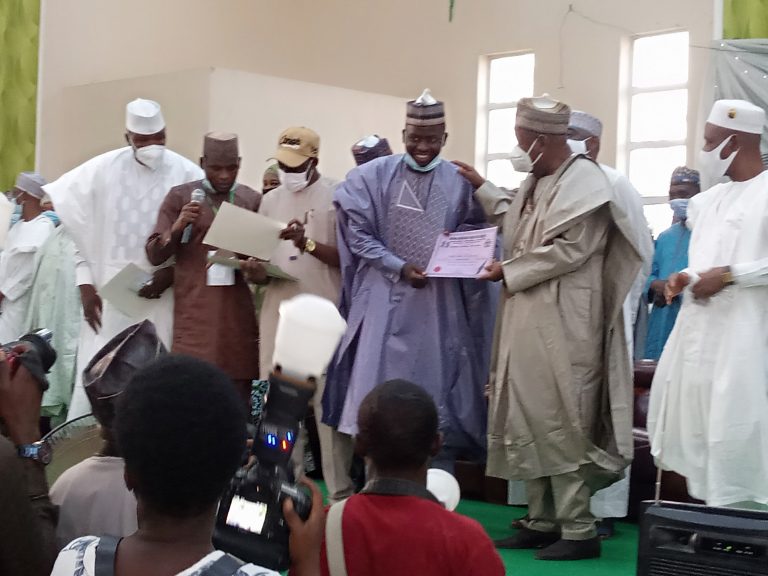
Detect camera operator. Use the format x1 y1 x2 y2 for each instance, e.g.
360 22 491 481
51 355 325 576
0 347 58 576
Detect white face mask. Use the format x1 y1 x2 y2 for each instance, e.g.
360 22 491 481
698 135 738 184
133 144 166 171
510 136 542 173
279 163 314 193
567 138 590 156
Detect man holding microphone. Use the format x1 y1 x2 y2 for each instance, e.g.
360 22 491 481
146 132 262 403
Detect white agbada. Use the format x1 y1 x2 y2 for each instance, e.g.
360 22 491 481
0 215 55 342
648 170 768 506
590 165 652 519
44 147 202 418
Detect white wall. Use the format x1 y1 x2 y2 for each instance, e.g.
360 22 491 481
37 0 715 177
209 69 406 184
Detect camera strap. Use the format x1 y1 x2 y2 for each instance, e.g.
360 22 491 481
95 537 246 576
94 536 121 576
326 499 350 576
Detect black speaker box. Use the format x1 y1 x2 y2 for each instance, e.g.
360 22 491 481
638 501 768 575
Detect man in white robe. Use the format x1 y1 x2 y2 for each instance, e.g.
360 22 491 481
0 173 56 343
44 99 203 418
567 111 653 531
648 99 768 507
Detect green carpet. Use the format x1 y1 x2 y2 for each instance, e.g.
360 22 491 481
455 499 638 575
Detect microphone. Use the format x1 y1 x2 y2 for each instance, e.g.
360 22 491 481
181 188 205 244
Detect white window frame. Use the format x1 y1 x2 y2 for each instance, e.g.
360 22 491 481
626 30 690 208
477 51 535 185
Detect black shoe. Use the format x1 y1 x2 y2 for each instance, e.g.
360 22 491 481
495 527 560 549
509 514 530 530
535 536 601 560
597 518 615 539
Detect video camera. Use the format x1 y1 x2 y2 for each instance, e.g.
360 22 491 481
2 329 57 388
213 294 348 572
213 369 315 570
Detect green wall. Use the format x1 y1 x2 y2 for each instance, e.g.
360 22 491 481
724 0 768 39
0 0 41 190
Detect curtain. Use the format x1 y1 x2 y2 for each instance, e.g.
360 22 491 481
0 0 41 190
712 39 768 153
724 0 768 39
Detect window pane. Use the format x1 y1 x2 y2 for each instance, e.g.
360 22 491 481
489 53 535 104
629 146 687 198
487 159 527 191
631 89 688 142
632 31 689 89
644 203 674 238
488 108 518 154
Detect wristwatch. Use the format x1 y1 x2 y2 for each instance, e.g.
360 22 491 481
17 440 52 466
303 238 317 254
721 269 735 286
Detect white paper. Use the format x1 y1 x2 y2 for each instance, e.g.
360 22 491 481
203 202 285 261
206 250 235 286
100 263 154 318
426 227 498 278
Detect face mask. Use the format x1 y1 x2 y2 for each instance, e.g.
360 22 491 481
403 153 442 173
567 138 589 156
279 163 313 193
698 135 737 183
9 197 22 227
510 136 543 173
669 198 689 221
133 144 166 170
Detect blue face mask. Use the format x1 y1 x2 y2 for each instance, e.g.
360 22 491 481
9 197 22 227
669 198 689 221
403 154 442 173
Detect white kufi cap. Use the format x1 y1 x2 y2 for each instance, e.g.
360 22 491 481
570 110 604 138
126 98 165 135
707 99 765 135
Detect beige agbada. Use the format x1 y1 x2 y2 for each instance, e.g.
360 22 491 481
478 155 642 491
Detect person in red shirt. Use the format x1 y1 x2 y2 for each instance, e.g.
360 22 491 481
289 379 505 576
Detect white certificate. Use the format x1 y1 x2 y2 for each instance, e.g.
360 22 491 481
202 202 285 261
100 263 154 318
426 227 497 278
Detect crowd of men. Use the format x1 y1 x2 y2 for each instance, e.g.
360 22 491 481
0 88 766 574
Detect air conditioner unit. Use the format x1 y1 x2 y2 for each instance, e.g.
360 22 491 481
638 501 768 575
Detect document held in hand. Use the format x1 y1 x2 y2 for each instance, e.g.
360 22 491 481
203 202 285 261
100 263 154 318
426 227 498 278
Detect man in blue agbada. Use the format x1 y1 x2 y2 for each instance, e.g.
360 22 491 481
643 167 700 360
323 90 498 470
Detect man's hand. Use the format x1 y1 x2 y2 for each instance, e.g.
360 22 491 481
241 258 269 285
451 160 486 190
664 272 691 305
0 348 42 445
283 477 325 576
478 260 503 282
649 279 668 307
170 201 202 236
138 267 174 299
79 284 103 333
280 219 307 250
692 266 730 301
402 263 428 289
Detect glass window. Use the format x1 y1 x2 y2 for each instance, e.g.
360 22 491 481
489 53 535 104
629 145 687 198
632 31 689 89
630 90 688 143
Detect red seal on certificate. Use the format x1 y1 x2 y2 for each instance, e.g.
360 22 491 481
434 266 442 272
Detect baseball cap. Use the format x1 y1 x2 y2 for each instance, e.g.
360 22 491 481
273 127 320 168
